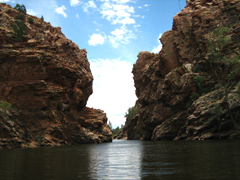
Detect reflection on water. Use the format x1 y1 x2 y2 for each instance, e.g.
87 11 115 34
0 140 240 179
88 140 143 179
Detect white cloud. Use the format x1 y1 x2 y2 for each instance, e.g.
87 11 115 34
100 3 135 25
98 0 139 47
87 58 137 128
88 33 106 46
118 16 135 24
152 44 162 54
158 33 162 40
27 9 38 16
0 0 15 2
70 0 81 6
112 0 131 3
152 33 163 54
55 5 67 18
144 4 150 7
133 14 140 18
83 0 97 13
76 13 79 18
108 26 136 48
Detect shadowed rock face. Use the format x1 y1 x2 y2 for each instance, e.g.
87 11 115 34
122 0 240 140
0 3 112 149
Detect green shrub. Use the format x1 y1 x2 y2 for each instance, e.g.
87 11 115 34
228 5 234 10
108 121 113 131
190 93 200 101
12 20 28 42
193 64 203 73
186 100 193 108
28 17 34 24
193 75 204 89
40 54 46 61
207 26 240 133
40 15 44 21
19 13 25 20
111 126 122 136
124 105 140 122
186 93 200 108
14 4 26 14
0 100 12 117
188 75 211 107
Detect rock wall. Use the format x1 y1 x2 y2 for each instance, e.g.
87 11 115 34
123 0 240 140
0 3 112 149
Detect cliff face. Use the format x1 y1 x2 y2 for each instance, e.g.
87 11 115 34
0 3 112 149
123 0 240 140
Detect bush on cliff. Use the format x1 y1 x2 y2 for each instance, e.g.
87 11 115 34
207 26 240 133
28 17 34 24
12 4 28 41
108 121 123 137
40 15 44 21
124 105 140 123
12 20 28 41
111 126 123 137
14 4 26 14
0 100 12 117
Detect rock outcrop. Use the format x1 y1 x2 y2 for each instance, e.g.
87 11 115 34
122 0 240 140
0 3 112 149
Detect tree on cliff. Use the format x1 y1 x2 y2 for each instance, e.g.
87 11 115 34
207 26 240 133
124 105 140 124
108 121 113 131
14 4 26 14
12 4 28 41
12 20 28 41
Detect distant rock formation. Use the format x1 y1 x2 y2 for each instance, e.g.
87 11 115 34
121 0 240 140
0 3 112 149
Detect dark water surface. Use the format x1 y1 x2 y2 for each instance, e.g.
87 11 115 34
0 140 240 180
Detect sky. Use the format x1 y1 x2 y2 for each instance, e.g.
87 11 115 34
1 0 186 128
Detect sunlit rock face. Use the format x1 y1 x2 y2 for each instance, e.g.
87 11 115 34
123 0 240 140
0 3 112 149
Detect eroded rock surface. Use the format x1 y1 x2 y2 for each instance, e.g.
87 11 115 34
0 3 112 149
123 0 240 140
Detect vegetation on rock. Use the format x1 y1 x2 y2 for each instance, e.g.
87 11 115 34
40 15 44 21
12 19 28 41
0 100 12 117
108 121 123 137
28 17 34 24
124 105 140 124
207 26 240 133
12 5 28 42
14 4 26 14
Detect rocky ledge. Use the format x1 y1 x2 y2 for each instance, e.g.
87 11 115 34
0 3 112 149
120 0 240 140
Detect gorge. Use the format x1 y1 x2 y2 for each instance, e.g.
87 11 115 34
1 0 240 150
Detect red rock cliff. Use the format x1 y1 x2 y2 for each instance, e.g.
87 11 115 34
0 3 112 148
122 0 240 140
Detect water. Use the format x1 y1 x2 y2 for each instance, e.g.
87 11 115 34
0 140 240 180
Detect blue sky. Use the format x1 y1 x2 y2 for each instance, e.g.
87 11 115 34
1 0 186 128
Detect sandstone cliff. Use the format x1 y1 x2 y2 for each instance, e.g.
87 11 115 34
121 0 240 140
0 3 112 149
